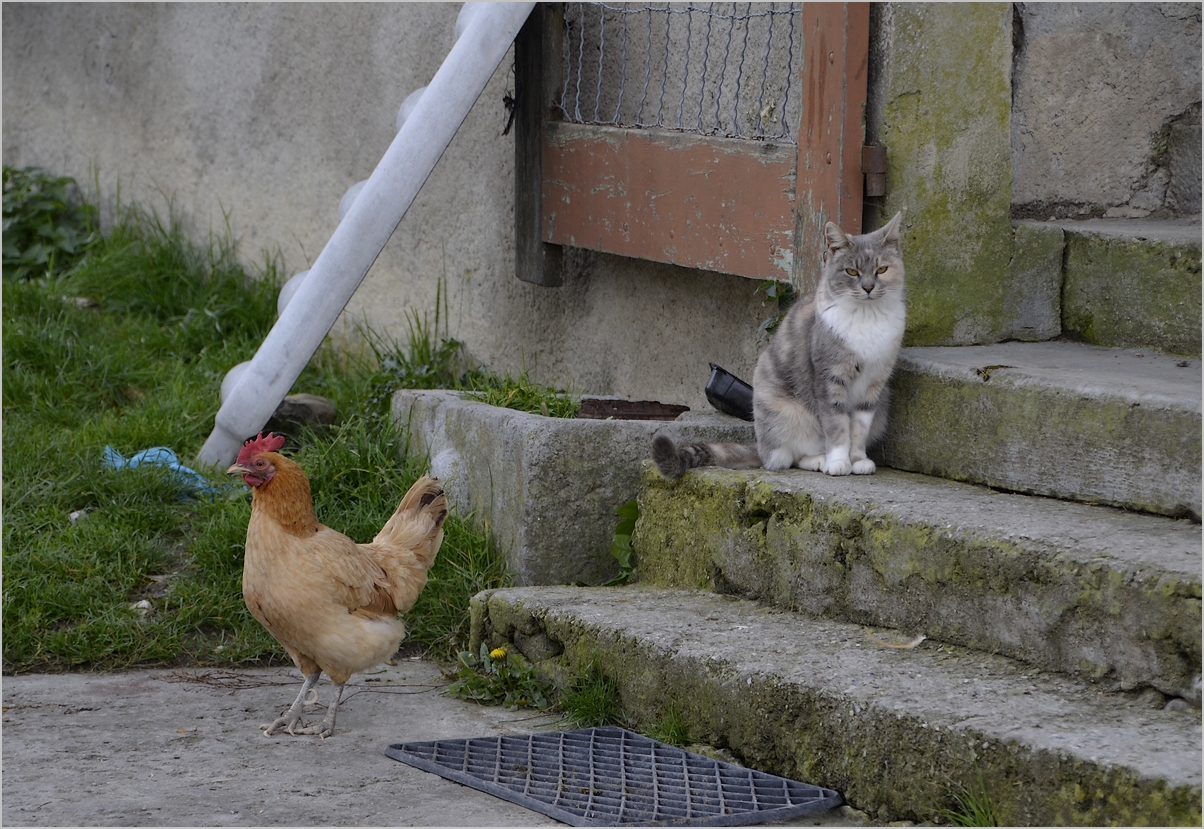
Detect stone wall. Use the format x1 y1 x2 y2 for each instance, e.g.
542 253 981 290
1011 2 1202 219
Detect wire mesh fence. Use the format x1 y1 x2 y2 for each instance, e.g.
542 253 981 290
559 2 804 143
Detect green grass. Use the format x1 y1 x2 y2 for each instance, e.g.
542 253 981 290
558 663 626 728
2 169 518 672
647 702 690 747
937 770 997 827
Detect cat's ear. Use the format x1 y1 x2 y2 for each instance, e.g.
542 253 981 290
824 222 852 252
877 211 904 246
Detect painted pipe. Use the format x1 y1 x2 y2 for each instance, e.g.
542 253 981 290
198 2 535 468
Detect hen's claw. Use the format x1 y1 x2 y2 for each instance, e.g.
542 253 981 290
260 670 321 737
291 721 334 739
260 712 305 737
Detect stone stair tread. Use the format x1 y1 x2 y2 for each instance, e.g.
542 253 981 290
636 465 1200 695
720 466 1200 578
898 341 1201 411
881 340 1202 518
477 585 1202 824
1017 216 1203 245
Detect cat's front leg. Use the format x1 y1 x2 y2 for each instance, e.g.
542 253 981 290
849 409 878 475
818 405 854 476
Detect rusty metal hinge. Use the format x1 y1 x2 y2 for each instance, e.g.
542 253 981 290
862 144 887 197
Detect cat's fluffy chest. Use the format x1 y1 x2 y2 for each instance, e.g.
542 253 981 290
819 295 904 361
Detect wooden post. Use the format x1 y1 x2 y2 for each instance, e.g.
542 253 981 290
514 3 564 287
793 2 869 292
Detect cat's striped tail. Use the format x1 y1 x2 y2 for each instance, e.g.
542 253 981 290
651 435 761 479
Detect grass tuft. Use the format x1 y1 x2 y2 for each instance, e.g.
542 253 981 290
937 769 997 827
558 663 626 728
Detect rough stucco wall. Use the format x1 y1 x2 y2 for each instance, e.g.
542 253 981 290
2 2 769 411
1011 3 1202 219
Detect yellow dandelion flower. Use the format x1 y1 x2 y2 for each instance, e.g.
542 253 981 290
489 647 507 660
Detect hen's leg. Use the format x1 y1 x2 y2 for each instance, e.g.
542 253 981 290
261 670 321 737
294 682 344 738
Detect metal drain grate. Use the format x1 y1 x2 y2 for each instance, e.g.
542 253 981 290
385 726 841 826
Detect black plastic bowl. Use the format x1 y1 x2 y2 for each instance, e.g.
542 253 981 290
705 363 754 421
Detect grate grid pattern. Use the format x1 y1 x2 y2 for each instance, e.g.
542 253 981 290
385 726 840 826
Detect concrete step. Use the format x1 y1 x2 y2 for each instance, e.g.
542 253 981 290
880 341 1201 519
394 388 754 585
1014 217 1201 356
633 465 1201 696
472 585 1202 826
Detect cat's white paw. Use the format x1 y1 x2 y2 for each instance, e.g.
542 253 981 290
851 458 876 475
822 448 851 476
797 455 825 471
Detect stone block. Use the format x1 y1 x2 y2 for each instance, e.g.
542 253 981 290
1167 123 1202 216
868 3 1016 345
1059 219 1202 356
880 342 1202 519
1004 221 1063 340
392 389 753 585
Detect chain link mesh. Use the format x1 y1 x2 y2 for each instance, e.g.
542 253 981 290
559 2 803 143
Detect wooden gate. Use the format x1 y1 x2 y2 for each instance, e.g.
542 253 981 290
514 2 870 290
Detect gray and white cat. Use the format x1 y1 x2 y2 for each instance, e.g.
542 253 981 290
654 211 905 478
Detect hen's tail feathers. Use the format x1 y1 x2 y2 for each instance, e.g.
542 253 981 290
652 435 760 479
373 476 449 569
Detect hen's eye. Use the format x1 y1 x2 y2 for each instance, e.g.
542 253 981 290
845 268 859 277
876 266 888 275
254 459 266 469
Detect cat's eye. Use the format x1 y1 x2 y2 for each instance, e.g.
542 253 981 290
845 268 859 276
876 266 888 274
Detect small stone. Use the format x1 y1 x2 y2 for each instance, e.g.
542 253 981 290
838 805 872 824
1137 687 1166 709
684 743 740 765
513 631 563 663
129 599 153 617
266 393 336 431
1164 698 1192 713
69 509 87 523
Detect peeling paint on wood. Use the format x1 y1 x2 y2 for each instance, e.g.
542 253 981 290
537 3 868 286
542 122 797 280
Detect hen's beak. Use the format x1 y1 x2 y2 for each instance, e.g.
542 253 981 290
226 463 249 476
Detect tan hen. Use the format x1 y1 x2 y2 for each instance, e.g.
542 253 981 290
227 432 447 738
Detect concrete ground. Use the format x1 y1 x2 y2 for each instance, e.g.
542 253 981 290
2 661 870 827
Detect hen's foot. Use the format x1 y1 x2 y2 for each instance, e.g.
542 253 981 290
260 712 307 737
290 720 335 739
260 669 321 737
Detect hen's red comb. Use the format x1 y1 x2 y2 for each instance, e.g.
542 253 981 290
236 432 286 465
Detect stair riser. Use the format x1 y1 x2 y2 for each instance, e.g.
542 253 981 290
878 359 1202 520
473 588 1202 826
635 468 1201 696
1061 231 1202 358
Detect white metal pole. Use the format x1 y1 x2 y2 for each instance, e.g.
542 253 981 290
198 2 535 468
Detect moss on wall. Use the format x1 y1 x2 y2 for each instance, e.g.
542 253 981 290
1062 232 1203 357
872 4 1016 345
